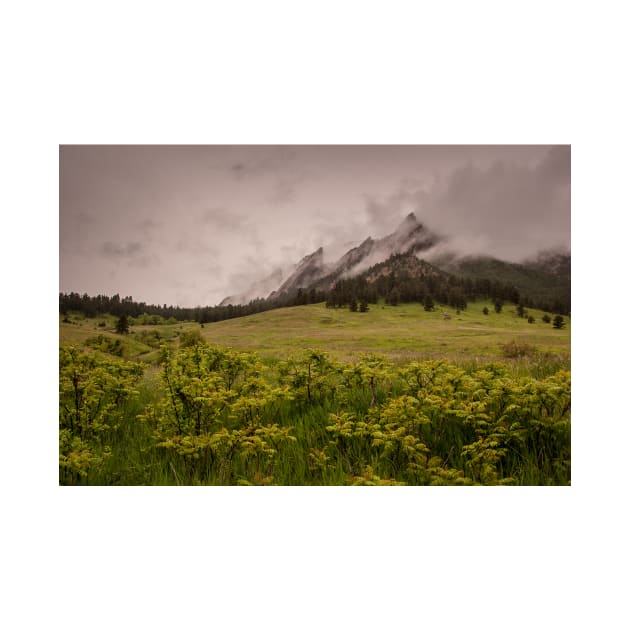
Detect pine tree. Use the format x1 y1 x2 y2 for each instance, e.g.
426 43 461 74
349 297 358 312
494 299 503 314
423 295 434 312
482 307 489 315
387 289 400 306
115 314 129 335
359 299 369 312
553 315 565 329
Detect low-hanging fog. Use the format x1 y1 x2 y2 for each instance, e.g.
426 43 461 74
60 145 570 307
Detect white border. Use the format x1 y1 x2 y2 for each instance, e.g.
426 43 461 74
3 1 628 628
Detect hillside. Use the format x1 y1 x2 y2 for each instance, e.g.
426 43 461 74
432 253 570 313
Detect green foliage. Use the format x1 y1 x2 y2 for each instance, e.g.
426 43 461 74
59 347 143 482
138 345 294 482
179 328 205 348
542 314 551 324
133 328 164 348
86 334 124 356
60 343 571 486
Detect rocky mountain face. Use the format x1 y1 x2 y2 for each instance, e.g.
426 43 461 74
269 247 327 298
220 212 441 305
218 212 569 312
261 213 442 302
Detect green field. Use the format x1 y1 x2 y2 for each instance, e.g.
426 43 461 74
60 300 570 366
59 301 570 485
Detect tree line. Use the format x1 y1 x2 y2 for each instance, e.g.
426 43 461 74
60 253 569 323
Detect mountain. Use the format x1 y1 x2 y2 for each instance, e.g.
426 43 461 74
269 213 442 299
220 212 441 305
267 246 327 299
333 213 439 276
218 212 569 314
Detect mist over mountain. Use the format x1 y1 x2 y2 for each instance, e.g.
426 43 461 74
221 212 443 304
219 211 569 308
219 268 283 307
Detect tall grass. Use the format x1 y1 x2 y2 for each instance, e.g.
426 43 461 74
62 345 570 486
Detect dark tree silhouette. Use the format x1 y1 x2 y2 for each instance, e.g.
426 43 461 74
115 315 130 335
553 315 565 329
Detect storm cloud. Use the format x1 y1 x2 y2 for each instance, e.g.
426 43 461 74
60 145 569 307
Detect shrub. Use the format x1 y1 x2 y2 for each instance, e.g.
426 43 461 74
179 328 205 348
86 335 124 356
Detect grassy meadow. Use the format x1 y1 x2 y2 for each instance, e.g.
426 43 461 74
59 301 570 485
60 299 570 365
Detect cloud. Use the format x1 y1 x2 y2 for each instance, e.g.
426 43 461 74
359 146 570 261
228 147 296 180
134 218 162 238
198 207 249 231
101 241 143 258
100 241 160 269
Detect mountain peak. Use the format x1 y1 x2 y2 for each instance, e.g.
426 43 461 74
394 212 420 234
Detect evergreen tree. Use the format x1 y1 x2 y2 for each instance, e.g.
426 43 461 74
349 297 358 312
494 299 503 314
542 314 551 323
553 315 565 329
387 288 400 306
527 315 535 324
359 299 369 312
517 303 526 318
423 295 434 312
115 314 130 335
482 307 489 315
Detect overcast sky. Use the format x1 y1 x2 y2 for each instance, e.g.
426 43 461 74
60 145 570 307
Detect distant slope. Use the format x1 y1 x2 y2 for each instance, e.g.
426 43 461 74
432 252 570 313
198 301 571 363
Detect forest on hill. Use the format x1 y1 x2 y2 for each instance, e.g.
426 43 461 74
59 252 570 324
